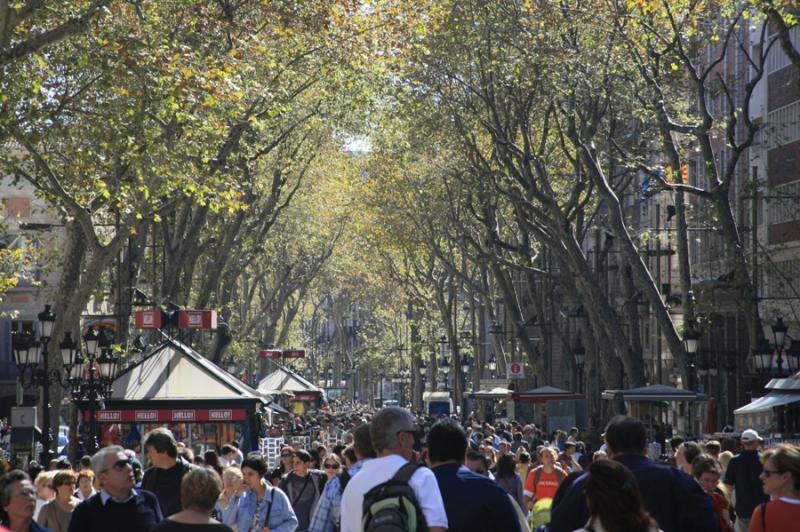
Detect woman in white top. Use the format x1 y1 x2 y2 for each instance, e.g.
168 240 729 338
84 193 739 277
573 460 661 532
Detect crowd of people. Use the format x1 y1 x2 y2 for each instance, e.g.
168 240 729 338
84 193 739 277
0 406 798 532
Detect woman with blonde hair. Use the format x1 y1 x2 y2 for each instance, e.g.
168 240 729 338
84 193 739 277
321 454 342 481
32 471 56 521
215 466 243 530
749 443 800 531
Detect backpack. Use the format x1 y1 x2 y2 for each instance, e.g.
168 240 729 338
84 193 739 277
361 462 429 532
529 497 553 529
531 465 564 496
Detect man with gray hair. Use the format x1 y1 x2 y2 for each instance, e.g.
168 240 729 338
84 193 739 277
340 407 447 532
141 427 194 516
67 445 163 532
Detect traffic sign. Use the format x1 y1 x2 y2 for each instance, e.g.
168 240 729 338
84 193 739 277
509 361 524 379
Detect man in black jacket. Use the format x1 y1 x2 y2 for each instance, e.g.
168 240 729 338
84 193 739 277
429 418 522 532
550 416 718 532
140 428 193 517
67 445 163 532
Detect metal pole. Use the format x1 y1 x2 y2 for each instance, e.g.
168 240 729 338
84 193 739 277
88 367 99 455
749 166 759 408
41 341 51 464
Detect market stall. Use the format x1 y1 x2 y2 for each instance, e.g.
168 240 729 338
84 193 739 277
80 339 268 454
602 384 709 438
734 372 800 436
513 386 586 430
257 363 324 415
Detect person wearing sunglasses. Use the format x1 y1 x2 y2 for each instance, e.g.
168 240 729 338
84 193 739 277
750 443 800 532
321 456 341 482
309 424 375 532
270 446 295 484
67 446 163 532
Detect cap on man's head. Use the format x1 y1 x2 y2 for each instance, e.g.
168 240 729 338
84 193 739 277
741 429 763 443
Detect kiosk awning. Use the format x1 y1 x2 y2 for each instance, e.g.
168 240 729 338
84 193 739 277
734 393 800 415
471 387 514 400
109 339 265 403
602 384 708 402
514 386 583 403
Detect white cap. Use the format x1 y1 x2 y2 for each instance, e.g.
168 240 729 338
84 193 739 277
741 429 763 443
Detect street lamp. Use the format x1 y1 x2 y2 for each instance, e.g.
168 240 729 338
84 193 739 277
487 353 497 378
572 337 586 392
753 317 797 379
440 356 451 390
683 319 701 392
772 316 788 348
11 305 71 463
70 325 119 455
460 355 471 374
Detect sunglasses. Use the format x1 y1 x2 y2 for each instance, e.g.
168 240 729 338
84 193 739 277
109 458 133 472
323 463 340 469
281 453 293 458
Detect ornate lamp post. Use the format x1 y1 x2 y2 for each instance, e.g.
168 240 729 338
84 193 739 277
70 326 119 455
752 316 798 380
683 319 701 392
10 305 72 463
772 316 789 377
440 357 451 390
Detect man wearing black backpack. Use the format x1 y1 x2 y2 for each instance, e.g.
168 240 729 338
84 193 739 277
428 418 522 532
340 407 447 532
309 424 376 532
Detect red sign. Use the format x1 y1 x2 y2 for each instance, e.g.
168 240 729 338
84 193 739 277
97 410 122 422
178 310 217 329
259 350 282 359
134 311 162 329
172 410 196 421
135 410 158 422
283 349 305 358
293 393 318 401
85 408 248 423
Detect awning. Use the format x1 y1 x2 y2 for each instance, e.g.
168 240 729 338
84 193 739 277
470 387 513 400
602 384 708 402
734 393 800 415
514 386 584 403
